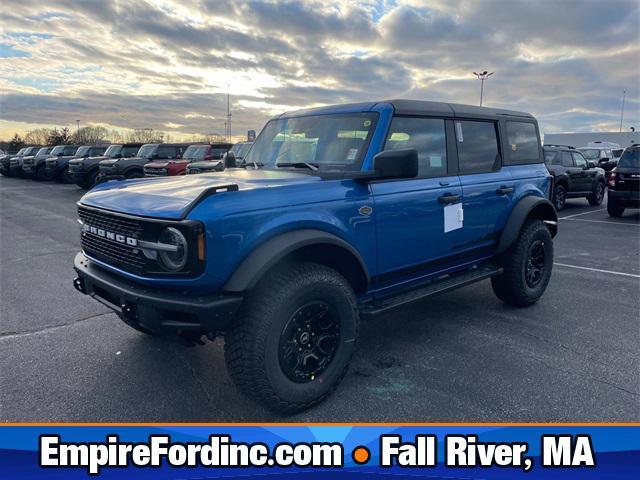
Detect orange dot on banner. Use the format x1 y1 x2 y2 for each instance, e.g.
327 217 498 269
352 446 370 464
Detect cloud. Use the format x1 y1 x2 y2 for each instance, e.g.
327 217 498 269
0 0 638 140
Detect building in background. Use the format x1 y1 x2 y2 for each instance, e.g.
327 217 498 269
543 131 638 148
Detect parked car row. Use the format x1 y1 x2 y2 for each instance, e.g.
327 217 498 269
1 141 254 189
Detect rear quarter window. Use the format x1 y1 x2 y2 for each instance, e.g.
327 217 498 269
505 121 540 165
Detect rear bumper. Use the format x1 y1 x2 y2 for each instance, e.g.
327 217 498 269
608 189 640 207
73 252 243 336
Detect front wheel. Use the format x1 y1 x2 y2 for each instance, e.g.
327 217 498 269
58 166 72 183
587 180 605 206
81 169 99 189
124 170 143 179
225 262 358 413
492 219 553 307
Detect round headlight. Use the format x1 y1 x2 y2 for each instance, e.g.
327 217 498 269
158 227 188 271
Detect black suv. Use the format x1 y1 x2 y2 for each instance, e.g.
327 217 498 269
28 145 78 180
2 146 41 177
543 145 606 210
607 144 639 217
45 145 109 182
97 143 189 182
69 143 143 189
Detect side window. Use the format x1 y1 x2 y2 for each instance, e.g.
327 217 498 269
561 152 574 167
384 117 447 177
455 121 500 174
156 146 177 159
505 121 539 164
64 147 76 155
572 152 587 168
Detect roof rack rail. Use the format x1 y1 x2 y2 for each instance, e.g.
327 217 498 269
544 144 575 149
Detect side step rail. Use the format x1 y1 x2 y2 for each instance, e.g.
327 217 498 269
360 265 503 318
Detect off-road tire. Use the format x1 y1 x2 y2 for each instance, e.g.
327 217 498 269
81 169 99 189
607 200 624 217
33 165 48 181
587 180 605 206
1 168 12 177
58 166 72 183
224 262 359 413
491 219 553 307
552 183 566 211
125 170 143 179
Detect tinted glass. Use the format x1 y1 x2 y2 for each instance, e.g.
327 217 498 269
456 121 500 173
384 117 447 177
506 122 538 164
210 147 228 159
36 147 51 156
572 152 587 167
121 146 140 157
75 146 91 157
90 146 107 156
50 146 64 155
156 146 179 159
64 146 79 156
561 152 574 167
618 148 639 168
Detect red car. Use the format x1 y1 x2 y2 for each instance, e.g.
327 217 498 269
144 143 232 177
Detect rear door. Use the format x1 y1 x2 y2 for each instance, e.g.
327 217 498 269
572 151 593 190
371 116 464 288
455 119 511 251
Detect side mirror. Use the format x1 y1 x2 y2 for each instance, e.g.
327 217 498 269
587 161 596 169
224 151 237 168
371 148 418 180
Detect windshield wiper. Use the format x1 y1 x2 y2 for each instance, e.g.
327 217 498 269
276 162 319 171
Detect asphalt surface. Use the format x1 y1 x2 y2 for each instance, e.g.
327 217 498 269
1 175 638 422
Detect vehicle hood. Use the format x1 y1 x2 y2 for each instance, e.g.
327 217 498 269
189 160 223 168
50 155 80 162
79 169 320 219
70 155 107 165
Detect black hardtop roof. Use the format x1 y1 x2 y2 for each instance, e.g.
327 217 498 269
387 99 533 119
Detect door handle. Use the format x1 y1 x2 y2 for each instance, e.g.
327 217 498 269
496 186 514 195
438 193 460 204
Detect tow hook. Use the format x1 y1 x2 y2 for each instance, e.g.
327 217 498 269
73 277 87 294
121 302 138 322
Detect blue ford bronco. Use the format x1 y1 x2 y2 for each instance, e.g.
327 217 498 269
73 100 557 412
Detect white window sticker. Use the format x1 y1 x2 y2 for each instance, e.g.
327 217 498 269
444 203 463 233
455 122 464 142
346 148 358 161
430 155 443 167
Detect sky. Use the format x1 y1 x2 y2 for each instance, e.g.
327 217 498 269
0 0 638 141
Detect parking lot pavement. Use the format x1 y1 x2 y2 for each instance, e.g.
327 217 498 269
1 176 638 422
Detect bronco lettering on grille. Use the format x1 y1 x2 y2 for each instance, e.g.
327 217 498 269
81 223 138 246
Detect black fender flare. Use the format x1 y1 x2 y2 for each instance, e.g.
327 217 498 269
496 196 558 254
223 229 370 293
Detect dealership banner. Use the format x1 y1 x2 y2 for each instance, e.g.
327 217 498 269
1 425 638 479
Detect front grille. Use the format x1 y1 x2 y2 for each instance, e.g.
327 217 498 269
79 206 146 273
144 167 167 176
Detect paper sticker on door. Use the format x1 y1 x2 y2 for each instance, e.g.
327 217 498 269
444 203 463 233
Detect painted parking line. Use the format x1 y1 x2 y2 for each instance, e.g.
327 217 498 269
558 209 605 219
561 218 640 226
554 262 640 279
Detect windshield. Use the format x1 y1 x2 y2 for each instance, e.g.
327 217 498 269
183 145 208 161
25 147 39 155
136 144 158 158
75 146 91 157
244 113 378 171
618 148 639 168
230 142 251 158
36 147 52 156
104 145 122 158
50 146 65 155
579 149 600 160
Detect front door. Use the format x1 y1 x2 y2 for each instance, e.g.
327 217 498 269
371 116 465 290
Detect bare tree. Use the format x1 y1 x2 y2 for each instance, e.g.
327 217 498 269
24 128 53 146
73 126 110 145
126 128 164 143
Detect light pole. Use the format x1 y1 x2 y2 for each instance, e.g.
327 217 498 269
619 90 626 133
76 119 80 136
473 71 494 106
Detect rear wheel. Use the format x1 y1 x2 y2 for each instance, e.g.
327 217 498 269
587 180 605 206
552 184 566 211
607 200 625 217
492 219 553 307
225 262 358 413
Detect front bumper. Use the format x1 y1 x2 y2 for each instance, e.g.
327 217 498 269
73 253 242 336
68 169 88 182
